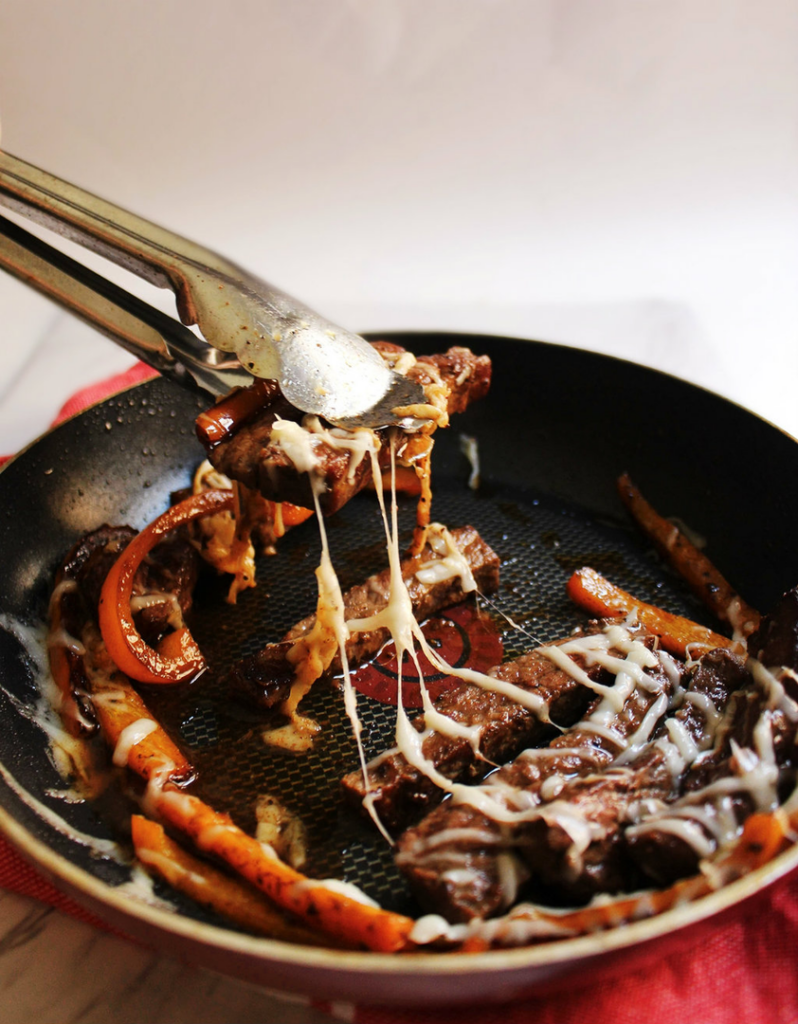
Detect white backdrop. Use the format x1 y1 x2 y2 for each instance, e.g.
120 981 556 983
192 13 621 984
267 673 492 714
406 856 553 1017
0 0 796 448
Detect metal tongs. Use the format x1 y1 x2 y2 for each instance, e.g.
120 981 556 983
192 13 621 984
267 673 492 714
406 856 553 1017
0 152 425 428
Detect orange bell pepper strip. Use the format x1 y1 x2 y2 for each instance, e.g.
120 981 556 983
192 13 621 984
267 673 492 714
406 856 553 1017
566 567 738 658
98 489 234 684
130 816 342 946
47 645 87 737
617 474 760 637
150 785 415 952
266 499 314 536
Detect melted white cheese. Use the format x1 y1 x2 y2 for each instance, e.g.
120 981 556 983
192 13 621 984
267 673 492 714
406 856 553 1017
409 904 577 947
612 692 670 766
270 417 322 474
415 523 477 592
271 414 380 487
750 659 798 721
115 862 178 911
0 614 95 776
136 847 209 889
112 718 158 767
129 592 184 631
626 701 783 858
46 625 86 656
262 718 320 752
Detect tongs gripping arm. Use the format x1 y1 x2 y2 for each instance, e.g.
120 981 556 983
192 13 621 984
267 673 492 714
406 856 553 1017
0 152 427 425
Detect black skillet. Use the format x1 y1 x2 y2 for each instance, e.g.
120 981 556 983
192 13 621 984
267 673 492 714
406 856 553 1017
0 332 796 1005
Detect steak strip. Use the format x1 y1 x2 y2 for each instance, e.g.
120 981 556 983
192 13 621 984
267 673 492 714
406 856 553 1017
394 623 680 922
227 525 500 711
343 622 622 833
512 647 747 902
204 345 491 515
624 587 798 885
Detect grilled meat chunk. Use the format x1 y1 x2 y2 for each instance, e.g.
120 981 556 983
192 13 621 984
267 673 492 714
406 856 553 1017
228 525 500 711
58 524 200 646
341 631 607 832
394 623 678 921
204 346 491 515
625 588 798 886
516 647 746 902
747 586 798 680
344 617 674 833
624 692 794 885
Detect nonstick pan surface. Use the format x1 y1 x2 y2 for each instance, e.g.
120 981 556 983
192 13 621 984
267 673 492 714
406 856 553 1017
0 333 796 1005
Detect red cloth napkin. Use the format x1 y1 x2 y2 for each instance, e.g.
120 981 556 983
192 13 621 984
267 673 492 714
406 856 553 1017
3 362 798 1024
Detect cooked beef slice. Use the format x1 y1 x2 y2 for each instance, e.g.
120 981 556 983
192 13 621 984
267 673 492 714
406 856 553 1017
229 525 500 711
205 346 491 515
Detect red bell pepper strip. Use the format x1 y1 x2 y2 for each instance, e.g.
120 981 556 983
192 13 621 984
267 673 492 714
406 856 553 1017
98 490 234 684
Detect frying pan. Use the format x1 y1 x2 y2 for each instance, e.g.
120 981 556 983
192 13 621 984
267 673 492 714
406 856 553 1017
0 332 796 1007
